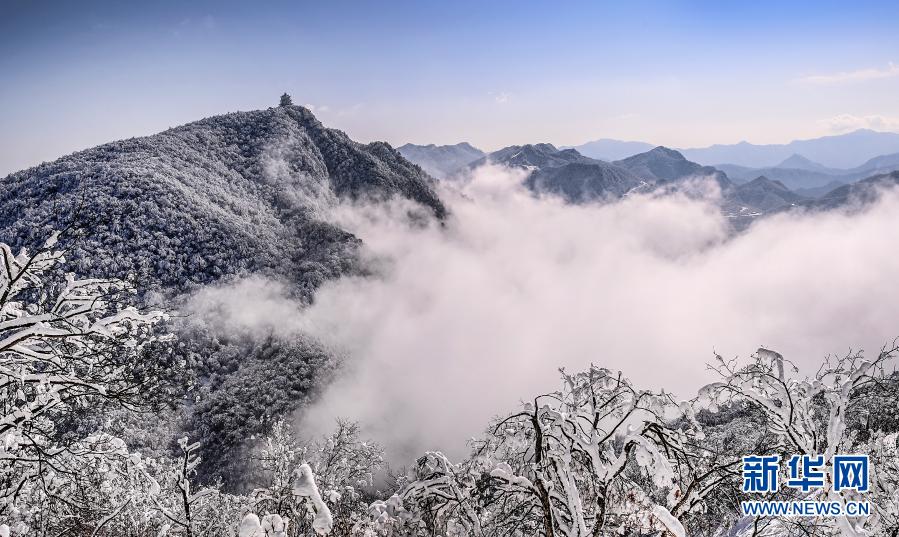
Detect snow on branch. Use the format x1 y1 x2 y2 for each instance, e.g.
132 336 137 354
1 235 167 520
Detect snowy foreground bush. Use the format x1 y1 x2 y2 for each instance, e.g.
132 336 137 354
0 237 344 536
365 347 899 537
2 234 899 536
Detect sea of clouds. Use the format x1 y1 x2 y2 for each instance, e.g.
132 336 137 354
191 164 899 462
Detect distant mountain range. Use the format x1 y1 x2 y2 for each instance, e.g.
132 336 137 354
679 129 899 169
402 130 899 208
802 170 899 211
397 142 484 179
614 148 804 215
716 151 899 191
398 138 899 222
569 129 899 170
465 143 804 218
468 143 595 170
463 143 642 202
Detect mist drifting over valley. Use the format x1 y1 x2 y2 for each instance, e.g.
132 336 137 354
192 162 899 462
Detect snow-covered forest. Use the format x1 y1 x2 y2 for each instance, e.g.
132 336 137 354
2 229 899 536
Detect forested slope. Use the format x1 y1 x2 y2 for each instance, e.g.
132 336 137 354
0 105 444 299
0 104 445 486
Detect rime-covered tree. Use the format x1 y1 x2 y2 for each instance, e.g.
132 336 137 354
704 346 899 536
279 93 293 106
368 350 899 537
0 233 168 530
249 418 381 536
367 367 694 537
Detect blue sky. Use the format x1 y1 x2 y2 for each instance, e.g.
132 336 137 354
2 0 898 175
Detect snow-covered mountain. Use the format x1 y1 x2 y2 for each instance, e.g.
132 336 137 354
472 143 645 202
0 105 444 298
469 143 597 170
0 104 446 483
470 143 808 218
397 142 484 179
524 161 646 202
614 146 732 189
611 147 803 220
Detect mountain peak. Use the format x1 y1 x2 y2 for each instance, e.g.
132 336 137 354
614 146 727 185
777 153 826 171
1 104 447 295
729 175 801 213
522 143 559 153
616 146 686 165
456 142 481 151
746 175 790 191
647 146 687 160
472 142 593 171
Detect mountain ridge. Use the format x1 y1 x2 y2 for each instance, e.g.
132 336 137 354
716 149 899 191
614 146 732 189
0 104 450 483
568 130 899 170
681 129 899 169
802 170 899 210
0 105 445 297
777 153 829 171
470 143 645 202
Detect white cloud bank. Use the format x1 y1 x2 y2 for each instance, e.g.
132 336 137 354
194 166 899 462
796 62 899 85
819 113 899 133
